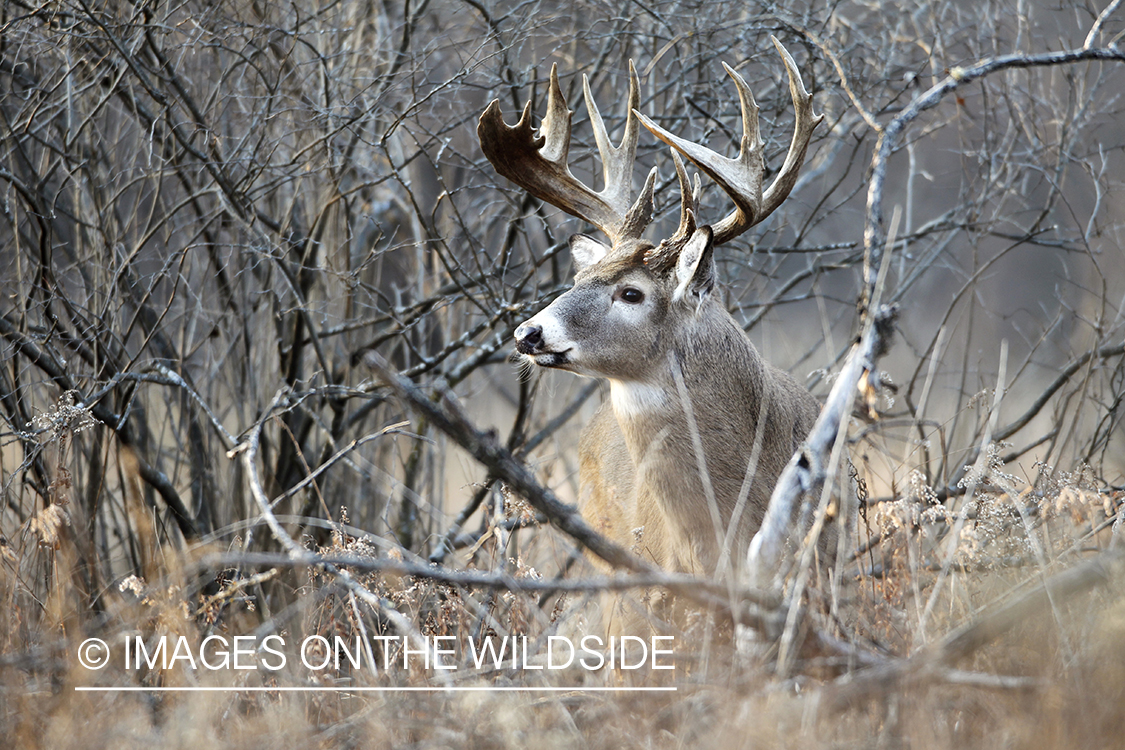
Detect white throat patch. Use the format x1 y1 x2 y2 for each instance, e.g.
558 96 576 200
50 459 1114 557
610 380 671 419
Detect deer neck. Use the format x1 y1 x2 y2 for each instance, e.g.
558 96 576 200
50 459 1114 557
608 309 766 479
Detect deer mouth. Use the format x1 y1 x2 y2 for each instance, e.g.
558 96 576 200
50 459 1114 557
528 349 571 368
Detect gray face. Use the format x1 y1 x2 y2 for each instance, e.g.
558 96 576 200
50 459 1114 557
514 259 670 382
515 226 715 386
513 228 717 385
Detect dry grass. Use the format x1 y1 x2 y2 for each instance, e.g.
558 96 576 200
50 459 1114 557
2 395 1124 749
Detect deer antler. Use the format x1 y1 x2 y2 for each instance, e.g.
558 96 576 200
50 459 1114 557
635 37 823 247
478 62 657 245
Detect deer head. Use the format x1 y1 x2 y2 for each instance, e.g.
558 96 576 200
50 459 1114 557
479 39 822 383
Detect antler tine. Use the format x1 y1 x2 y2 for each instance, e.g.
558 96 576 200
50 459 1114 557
634 37 823 246
644 151 703 273
478 63 656 244
539 65 572 164
760 37 823 222
583 61 641 216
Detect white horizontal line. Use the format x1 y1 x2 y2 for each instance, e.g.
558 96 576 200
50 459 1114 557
75 686 676 693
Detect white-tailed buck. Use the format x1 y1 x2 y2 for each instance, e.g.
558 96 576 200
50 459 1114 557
478 39 823 588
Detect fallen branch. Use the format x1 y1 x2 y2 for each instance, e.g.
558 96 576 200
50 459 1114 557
363 353 801 633
365 353 652 574
191 550 747 596
747 303 899 590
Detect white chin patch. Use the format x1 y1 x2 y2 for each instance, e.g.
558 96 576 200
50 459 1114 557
610 380 670 418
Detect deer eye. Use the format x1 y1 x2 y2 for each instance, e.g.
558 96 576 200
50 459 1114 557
619 287 645 304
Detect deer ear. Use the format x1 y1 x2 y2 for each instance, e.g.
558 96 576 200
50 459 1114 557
672 227 715 304
569 234 609 272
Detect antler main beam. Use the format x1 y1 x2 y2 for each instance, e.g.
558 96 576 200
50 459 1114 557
634 37 823 246
478 63 656 245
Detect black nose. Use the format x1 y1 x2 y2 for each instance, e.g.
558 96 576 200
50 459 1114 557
515 323 543 354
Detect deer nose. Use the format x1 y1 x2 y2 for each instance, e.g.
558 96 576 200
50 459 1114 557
515 323 543 354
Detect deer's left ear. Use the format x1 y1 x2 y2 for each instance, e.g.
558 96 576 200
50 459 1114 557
672 227 715 304
569 233 609 273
